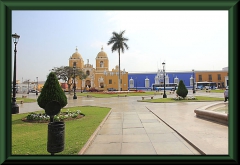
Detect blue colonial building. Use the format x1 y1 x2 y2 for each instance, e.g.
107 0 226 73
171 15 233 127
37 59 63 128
128 69 195 91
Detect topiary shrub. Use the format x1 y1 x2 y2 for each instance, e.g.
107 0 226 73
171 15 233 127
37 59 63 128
176 80 188 98
37 72 67 109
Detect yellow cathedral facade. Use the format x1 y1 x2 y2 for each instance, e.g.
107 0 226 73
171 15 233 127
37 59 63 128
69 47 128 91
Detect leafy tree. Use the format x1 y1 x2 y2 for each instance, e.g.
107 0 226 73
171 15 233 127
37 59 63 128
51 66 87 93
176 80 188 98
107 30 129 91
37 72 67 109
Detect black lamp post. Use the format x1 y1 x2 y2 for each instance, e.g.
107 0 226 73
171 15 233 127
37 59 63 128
192 69 196 94
162 62 167 98
27 80 30 94
136 77 137 91
36 77 38 95
73 64 77 99
11 33 20 114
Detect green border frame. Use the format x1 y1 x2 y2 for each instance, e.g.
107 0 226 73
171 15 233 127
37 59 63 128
0 0 238 164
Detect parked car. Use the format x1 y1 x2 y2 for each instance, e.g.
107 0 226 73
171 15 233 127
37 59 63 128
29 89 39 93
88 87 99 92
107 88 118 91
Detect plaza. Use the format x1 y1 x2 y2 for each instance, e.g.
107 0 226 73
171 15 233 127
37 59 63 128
17 90 228 155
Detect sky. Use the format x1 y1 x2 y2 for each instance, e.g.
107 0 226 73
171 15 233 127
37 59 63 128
12 10 228 82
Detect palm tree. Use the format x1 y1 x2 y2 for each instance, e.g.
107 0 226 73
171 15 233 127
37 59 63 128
107 30 129 91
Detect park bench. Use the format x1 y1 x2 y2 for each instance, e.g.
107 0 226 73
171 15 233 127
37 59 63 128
22 95 27 98
206 89 211 93
86 95 92 98
142 96 154 100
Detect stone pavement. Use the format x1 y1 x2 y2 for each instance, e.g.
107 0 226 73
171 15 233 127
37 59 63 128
16 91 228 155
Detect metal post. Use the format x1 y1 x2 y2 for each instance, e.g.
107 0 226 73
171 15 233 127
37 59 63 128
11 33 20 114
73 64 77 99
136 77 137 91
192 69 196 94
36 77 38 95
27 80 30 94
162 62 167 98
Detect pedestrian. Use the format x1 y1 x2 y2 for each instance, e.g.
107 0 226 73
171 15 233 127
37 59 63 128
224 87 228 102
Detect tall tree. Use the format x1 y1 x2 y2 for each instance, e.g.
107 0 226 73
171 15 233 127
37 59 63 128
51 66 87 94
107 30 129 91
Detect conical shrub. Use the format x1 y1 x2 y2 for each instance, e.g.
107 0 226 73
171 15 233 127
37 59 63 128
37 72 67 109
176 80 188 98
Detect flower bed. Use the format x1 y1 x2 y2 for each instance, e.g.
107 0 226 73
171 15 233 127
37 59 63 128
101 90 145 94
22 109 85 123
172 95 196 100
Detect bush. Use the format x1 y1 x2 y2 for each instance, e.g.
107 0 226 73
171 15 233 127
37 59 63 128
176 80 188 98
37 72 67 110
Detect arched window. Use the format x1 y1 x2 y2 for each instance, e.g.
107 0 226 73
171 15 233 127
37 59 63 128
100 61 103 67
73 62 76 67
86 70 90 76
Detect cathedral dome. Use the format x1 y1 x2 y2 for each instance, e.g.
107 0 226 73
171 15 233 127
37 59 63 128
97 47 108 58
71 47 82 59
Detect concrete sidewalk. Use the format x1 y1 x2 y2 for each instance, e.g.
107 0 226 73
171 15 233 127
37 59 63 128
78 100 227 155
16 92 228 155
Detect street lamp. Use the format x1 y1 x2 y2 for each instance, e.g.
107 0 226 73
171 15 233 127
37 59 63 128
162 62 167 98
27 79 30 94
73 64 77 99
122 69 126 91
192 69 196 94
104 69 107 91
36 77 38 95
11 33 20 114
135 77 137 91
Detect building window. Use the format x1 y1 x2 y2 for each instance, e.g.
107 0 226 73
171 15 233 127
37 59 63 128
86 70 90 76
73 62 76 66
199 75 202 82
109 79 112 84
218 74 221 80
100 61 103 67
208 74 212 81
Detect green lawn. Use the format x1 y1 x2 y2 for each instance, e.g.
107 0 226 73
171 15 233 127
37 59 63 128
12 106 111 155
16 97 37 103
139 96 224 103
196 89 224 93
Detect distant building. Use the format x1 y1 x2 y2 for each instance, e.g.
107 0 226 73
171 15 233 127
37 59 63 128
128 68 228 90
69 47 128 91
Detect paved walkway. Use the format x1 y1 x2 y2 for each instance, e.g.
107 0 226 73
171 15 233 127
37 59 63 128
16 91 228 155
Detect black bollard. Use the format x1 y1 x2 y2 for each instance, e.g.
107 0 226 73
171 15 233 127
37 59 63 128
47 122 65 154
45 101 65 155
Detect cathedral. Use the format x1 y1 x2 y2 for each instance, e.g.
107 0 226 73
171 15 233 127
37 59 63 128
69 47 128 91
